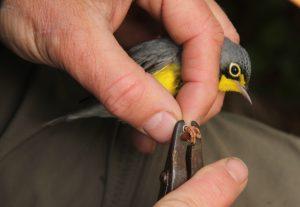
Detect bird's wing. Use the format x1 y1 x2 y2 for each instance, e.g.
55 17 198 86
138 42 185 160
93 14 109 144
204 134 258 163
46 104 112 126
128 38 181 73
42 38 180 127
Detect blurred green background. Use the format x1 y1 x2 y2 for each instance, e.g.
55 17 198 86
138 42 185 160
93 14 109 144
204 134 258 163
219 0 300 136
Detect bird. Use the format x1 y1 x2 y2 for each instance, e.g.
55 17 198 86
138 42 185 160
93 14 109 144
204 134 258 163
44 37 251 127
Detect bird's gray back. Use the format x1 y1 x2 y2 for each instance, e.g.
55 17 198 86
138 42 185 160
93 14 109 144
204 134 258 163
128 38 180 73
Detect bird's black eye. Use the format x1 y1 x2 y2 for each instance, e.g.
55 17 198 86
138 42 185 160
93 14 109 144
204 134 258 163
228 63 241 78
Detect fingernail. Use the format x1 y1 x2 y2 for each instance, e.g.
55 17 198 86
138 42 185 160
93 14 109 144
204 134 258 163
226 158 248 183
143 112 177 142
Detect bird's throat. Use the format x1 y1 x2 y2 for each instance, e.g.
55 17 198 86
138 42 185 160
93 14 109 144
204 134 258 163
218 75 246 92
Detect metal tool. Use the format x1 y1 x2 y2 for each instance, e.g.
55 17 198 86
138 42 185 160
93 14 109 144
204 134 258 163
158 120 204 199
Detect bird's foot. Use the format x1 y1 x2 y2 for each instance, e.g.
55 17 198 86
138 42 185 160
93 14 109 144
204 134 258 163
181 125 201 145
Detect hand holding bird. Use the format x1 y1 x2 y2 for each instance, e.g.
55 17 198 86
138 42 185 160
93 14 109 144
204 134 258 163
0 0 250 205
0 0 241 143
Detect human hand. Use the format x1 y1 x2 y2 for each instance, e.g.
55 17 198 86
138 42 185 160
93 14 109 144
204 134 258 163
156 158 248 207
0 0 239 146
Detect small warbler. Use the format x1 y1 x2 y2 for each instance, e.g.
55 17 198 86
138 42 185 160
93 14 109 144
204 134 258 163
129 37 251 103
45 37 251 125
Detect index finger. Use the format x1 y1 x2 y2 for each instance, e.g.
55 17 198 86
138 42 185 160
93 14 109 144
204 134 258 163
138 0 224 122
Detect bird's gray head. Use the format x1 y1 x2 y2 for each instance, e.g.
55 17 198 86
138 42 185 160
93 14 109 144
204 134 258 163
219 37 252 103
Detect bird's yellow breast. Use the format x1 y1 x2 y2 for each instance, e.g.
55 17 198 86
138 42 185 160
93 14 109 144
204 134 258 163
152 63 181 96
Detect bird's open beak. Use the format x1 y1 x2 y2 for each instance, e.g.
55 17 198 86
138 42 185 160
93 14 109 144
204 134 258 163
235 81 252 104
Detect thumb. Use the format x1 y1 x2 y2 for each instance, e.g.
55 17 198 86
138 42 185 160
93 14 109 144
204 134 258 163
156 158 248 207
59 29 181 142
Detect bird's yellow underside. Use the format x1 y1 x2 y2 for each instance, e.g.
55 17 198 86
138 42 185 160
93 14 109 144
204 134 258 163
152 63 246 95
152 63 181 96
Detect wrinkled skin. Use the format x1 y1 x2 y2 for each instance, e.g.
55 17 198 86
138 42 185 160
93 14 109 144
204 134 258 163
0 1 247 206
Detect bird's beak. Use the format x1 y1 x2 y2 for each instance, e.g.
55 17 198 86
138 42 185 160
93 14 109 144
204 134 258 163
218 75 252 104
235 81 252 104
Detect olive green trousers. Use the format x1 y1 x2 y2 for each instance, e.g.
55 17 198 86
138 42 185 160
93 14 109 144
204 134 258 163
0 46 300 207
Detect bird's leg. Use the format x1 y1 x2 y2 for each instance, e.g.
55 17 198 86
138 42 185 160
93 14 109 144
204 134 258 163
181 125 201 145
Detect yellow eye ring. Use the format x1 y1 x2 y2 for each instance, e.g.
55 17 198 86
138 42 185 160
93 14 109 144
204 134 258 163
229 63 241 78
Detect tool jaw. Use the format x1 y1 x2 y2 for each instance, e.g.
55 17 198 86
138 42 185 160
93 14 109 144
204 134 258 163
158 121 203 199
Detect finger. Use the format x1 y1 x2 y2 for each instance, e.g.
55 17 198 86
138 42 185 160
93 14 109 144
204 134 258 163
138 0 224 122
204 0 240 43
131 128 157 154
200 91 225 124
59 27 181 142
161 0 224 122
156 158 248 207
138 0 239 123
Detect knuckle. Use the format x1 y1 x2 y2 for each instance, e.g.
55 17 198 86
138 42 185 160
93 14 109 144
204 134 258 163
43 27 91 69
102 72 146 117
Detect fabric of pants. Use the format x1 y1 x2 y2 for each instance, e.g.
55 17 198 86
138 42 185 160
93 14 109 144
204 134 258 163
0 45 300 207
